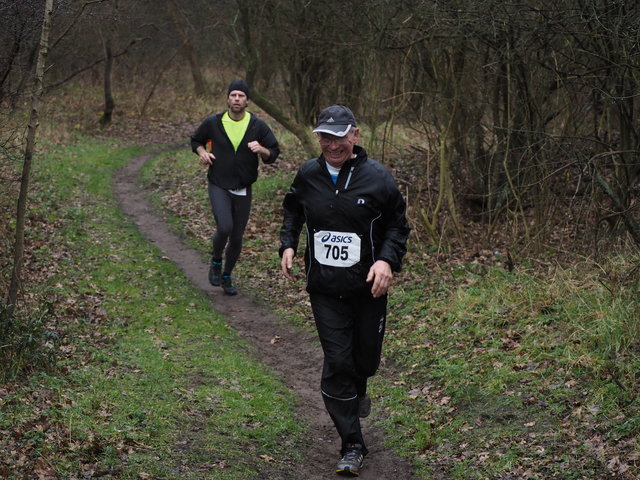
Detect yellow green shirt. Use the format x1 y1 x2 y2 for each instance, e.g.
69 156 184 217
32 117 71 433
222 111 250 151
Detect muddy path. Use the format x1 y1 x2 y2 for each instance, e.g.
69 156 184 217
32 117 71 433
113 151 416 479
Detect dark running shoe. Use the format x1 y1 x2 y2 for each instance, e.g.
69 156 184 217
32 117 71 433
358 394 371 418
221 275 238 296
336 443 364 476
208 261 222 286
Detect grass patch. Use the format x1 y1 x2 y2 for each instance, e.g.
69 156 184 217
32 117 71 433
375 262 639 478
1 140 304 479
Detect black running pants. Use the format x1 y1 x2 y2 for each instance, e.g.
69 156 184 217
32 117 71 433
309 292 387 456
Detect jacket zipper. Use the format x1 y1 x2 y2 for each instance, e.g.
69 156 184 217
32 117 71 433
335 165 355 196
344 166 355 190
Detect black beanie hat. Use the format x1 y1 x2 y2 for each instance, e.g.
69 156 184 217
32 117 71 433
227 79 250 98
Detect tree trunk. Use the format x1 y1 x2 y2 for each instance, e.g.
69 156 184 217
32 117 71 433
4 0 54 327
99 38 115 125
247 85 317 158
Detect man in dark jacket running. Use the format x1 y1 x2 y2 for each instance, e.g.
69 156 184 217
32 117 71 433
191 79 280 295
279 105 410 476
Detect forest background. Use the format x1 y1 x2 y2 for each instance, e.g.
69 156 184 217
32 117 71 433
1 0 639 478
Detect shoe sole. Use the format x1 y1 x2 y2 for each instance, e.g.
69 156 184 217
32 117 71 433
336 467 360 477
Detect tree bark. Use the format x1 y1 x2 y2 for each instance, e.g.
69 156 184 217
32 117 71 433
4 0 54 326
99 38 115 125
247 85 317 158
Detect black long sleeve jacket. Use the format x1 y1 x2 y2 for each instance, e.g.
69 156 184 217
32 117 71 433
280 146 410 297
190 111 280 190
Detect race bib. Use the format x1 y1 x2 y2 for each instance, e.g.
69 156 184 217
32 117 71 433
313 230 361 267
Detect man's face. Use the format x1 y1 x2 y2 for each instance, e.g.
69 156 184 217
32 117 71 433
318 129 359 168
227 90 248 114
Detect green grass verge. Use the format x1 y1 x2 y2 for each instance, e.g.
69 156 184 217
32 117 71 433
374 262 639 478
0 141 304 479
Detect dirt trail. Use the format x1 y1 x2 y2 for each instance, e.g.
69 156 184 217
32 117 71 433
113 151 416 479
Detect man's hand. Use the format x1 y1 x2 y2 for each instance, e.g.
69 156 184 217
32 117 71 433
366 260 393 298
248 141 269 160
196 146 215 165
281 248 297 282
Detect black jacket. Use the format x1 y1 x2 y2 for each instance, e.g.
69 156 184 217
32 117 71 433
190 111 280 189
280 146 410 297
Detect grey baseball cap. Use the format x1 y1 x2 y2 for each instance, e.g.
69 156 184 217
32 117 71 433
312 105 357 137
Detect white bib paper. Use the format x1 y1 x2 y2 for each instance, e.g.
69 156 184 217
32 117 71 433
313 230 361 267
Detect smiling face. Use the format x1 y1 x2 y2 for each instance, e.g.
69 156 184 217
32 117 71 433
227 90 248 118
318 128 359 169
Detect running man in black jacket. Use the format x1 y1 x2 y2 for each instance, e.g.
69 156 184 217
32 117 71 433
191 79 280 295
279 105 410 476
